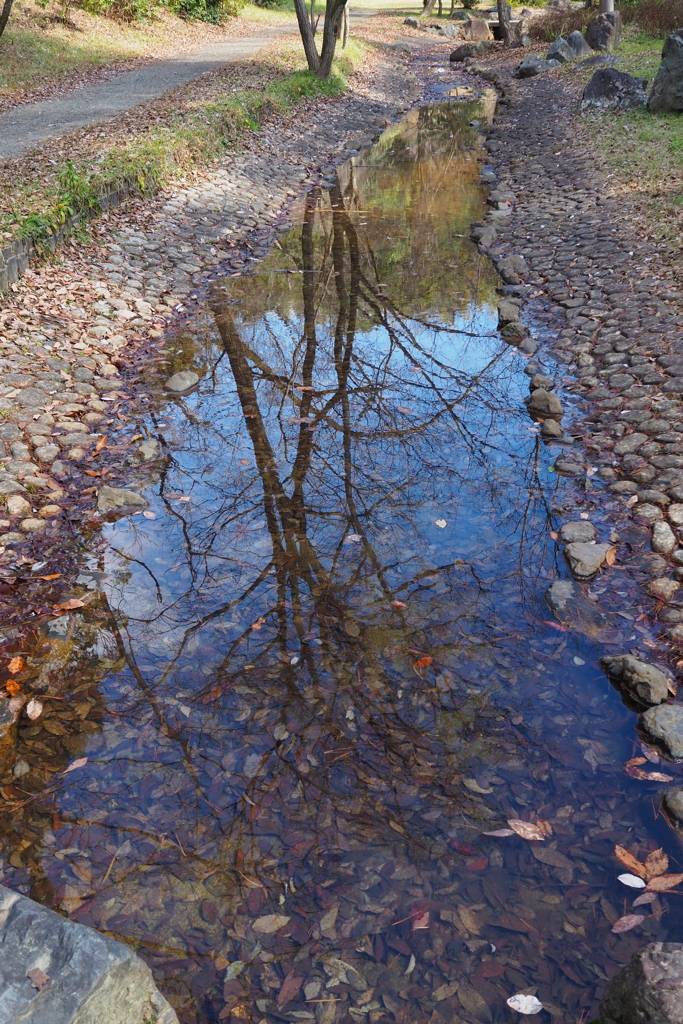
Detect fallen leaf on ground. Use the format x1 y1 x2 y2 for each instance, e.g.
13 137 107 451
413 656 433 670
26 700 43 721
615 845 648 879
38 574 62 580
612 914 645 934
644 848 669 880
64 757 88 774
507 819 546 841
5 680 20 696
646 873 683 891
605 545 618 566
252 914 290 934
53 599 85 611
618 873 647 889
507 994 543 1014
277 971 303 1008
7 657 23 674
27 968 49 990
95 435 107 453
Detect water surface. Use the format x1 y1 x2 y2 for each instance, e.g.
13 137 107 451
3 100 682 1024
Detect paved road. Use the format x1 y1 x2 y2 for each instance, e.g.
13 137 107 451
0 26 294 160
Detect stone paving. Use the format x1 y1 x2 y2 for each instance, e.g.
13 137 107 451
0 48 417 558
464 55 683 757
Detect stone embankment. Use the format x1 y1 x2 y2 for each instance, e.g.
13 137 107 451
465 53 683 822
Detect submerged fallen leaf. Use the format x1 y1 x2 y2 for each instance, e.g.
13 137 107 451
413 656 433 670
618 873 647 889
483 828 515 837
633 891 658 907
615 845 648 879
412 910 430 930
605 545 618 566
5 680 20 696
646 873 683 892
53 598 85 611
252 913 290 934
507 819 546 841
612 914 645 934
64 757 88 774
644 848 669 880
507 994 543 1015
251 618 266 631
142 510 156 519
26 700 43 721
391 600 407 609
7 656 24 675
626 765 674 782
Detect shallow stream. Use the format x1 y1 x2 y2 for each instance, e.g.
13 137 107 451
4 99 683 1024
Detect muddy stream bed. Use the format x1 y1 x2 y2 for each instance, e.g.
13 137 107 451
2 98 683 1024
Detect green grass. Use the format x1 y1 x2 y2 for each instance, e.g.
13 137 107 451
2 39 365 249
577 27 683 245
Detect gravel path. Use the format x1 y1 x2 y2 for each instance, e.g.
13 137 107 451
0 26 295 159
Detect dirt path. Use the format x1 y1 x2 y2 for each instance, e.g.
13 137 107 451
0 25 296 159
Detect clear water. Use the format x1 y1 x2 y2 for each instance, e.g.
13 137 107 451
3 100 682 1024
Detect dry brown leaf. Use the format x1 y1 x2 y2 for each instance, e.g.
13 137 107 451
615 845 648 879
537 818 553 837
458 905 482 935
605 545 618 566
27 968 49 990
646 873 683 891
7 656 23 674
252 914 290 934
508 819 546 841
95 435 107 453
5 680 20 696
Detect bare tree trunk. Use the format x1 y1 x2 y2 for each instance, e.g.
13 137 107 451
317 0 346 79
599 0 614 11
335 4 349 48
0 0 14 39
293 0 320 72
437 0 442 15
422 0 437 15
310 0 315 34
497 0 511 44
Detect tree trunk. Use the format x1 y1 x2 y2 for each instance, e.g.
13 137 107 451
317 0 346 79
599 0 614 11
293 0 320 71
497 0 511 44
335 4 349 49
437 0 442 16
422 0 437 15
0 0 14 39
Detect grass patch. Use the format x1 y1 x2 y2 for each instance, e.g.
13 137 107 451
1 39 364 249
577 27 683 250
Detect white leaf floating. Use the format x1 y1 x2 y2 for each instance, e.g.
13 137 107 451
507 994 543 1015
618 873 647 889
435 519 447 528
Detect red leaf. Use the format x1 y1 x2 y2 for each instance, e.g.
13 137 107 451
277 972 303 1008
464 856 488 871
413 656 433 670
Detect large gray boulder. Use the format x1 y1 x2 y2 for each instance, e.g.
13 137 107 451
515 55 561 77
600 654 671 706
547 36 575 64
663 788 683 829
450 40 493 61
648 28 683 114
585 10 622 51
567 30 592 58
600 944 683 1024
581 68 648 110
165 370 199 393
640 703 683 760
0 885 178 1024
558 520 597 544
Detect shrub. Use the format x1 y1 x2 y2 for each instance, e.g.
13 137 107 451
528 7 592 40
621 0 683 36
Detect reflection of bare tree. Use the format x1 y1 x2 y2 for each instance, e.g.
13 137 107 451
0 114 576 1024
